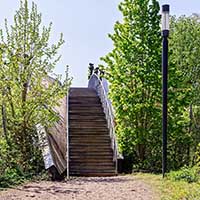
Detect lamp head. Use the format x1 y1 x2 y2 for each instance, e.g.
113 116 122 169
162 4 170 36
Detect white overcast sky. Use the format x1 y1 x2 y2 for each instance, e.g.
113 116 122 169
0 0 199 86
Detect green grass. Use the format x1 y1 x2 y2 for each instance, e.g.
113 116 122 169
0 169 49 190
134 173 200 200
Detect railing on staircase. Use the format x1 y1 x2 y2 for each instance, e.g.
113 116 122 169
66 91 69 179
88 65 119 173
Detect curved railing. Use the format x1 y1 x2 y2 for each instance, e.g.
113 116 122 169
66 92 69 179
88 73 119 171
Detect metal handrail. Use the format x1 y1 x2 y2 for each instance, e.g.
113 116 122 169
88 74 119 171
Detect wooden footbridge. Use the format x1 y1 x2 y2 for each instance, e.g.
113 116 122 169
38 65 119 178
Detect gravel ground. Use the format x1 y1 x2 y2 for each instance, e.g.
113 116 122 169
0 175 156 200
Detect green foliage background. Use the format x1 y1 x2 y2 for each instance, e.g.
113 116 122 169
0 0 71 187
101 0 200 172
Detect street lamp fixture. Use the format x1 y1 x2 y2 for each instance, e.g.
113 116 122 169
161 4 170 178
162 5 170 34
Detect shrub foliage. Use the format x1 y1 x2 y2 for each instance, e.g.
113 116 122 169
0 0 71 187
101 0 200 172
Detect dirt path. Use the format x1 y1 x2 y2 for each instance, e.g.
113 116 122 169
0 175 156 200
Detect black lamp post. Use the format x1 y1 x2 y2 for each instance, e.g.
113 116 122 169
162 4 170 178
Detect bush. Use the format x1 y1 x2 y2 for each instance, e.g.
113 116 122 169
195 143 200 166
0 168 25 189
168 166 200 183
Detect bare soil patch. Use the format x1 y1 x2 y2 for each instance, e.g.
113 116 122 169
0 175 156 200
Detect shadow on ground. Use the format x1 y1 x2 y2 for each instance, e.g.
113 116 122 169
16 176 132 195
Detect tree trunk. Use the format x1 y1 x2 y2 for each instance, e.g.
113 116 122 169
1 90 11 147
188 104 193 164
138 144 145 162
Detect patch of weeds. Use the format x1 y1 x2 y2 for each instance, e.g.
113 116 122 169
167 166 200 183
0 168 48 190
134 172 200 200
0 168 25 189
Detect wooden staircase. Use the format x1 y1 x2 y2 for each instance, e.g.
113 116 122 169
69 87 117 176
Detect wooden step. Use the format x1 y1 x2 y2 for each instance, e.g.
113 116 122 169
69 115 106 120
70 143 112 150
70 136 110 141
68 87 116 176
69 147 112 154
70 151 112 156
69 110 103 114
69 124 107 129
70 135 110 139
69 127 108 132
69 121 106 125
69 98 100 104
69 112 105 116
70 89 97 97
70 154 113 160
70 169 116 176
69 106 103 110
70 157 113 161
70 148 111 152
70 141 111 146
70 150 112 155
69 165 115 171
69 172 116 177
69 127 107 130
69 151 113 157
70 160 113 164
70 137 110 142
70 119 107 123
70 103 102 107
69 134 108 137
70 158 113 163
70 169 115 173
70 159 115 166
70 166 115 171
70 133 109 137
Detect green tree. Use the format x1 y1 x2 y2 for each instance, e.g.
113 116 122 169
0 0 71 173
101 0 200 172
169 14 200 166
101 0 162 171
